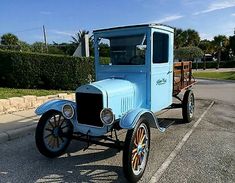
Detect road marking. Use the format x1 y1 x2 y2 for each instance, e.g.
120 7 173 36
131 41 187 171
149 101 215 183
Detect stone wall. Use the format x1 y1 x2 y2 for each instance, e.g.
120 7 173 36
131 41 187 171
0 93 75 115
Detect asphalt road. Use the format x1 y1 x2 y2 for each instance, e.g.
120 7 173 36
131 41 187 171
0 79 234 183
194 79 235 104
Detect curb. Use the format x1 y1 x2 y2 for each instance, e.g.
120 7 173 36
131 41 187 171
195 78 235 83
0 124 36 144
0 93 75 115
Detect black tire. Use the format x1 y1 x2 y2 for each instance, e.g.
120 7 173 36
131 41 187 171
35 110 73 158
182 90 195 123
123 117 150 183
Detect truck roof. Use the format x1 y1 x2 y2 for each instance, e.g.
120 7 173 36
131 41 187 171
93 23 174 33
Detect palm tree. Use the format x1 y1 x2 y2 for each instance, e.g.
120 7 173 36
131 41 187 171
186 29 200 47
174 28 186 49
229 35 235 60
71 30 89 46
199 39 214 70
174 28 200 48
0 33 19 46
212 35 229 69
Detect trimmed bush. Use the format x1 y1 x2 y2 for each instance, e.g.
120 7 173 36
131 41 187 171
192 61 235 69
174 46 203 60
0 50 95 90
0 50 234 90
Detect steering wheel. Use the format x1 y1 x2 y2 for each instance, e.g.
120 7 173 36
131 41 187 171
129 55 145 65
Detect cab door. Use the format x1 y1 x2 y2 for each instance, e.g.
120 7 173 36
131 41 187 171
151 31 173 112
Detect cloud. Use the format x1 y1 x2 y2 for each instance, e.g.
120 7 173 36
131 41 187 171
40 11 52 15
194 0 235 15
232 13 235 16
49 30 75 36
154 15 184 23
199 32 213 40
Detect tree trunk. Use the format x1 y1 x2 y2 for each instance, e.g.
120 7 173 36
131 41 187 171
203 56 206 70
216 50 221 69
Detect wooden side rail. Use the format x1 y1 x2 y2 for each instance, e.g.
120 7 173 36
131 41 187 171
173 61 195 96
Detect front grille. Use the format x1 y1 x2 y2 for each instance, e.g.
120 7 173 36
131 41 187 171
76 93 103 127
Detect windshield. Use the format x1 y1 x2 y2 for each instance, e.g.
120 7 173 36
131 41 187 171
98 34 146 65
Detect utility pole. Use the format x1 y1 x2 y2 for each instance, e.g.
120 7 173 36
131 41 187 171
42 25 48 52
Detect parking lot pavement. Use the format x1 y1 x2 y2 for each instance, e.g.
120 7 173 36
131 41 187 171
194 79 235 104
0 79 234 183
0 109 38 143
2 99 233 183
157 101 235 183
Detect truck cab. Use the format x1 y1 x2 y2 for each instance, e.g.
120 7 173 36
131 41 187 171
94 24 174 113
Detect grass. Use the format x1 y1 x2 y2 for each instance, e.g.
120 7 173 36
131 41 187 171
0 88 71 99
193 71 235 80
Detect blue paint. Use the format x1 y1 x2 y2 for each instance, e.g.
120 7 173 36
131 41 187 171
36 24 173 137
35 99 76 115
119 108 165 132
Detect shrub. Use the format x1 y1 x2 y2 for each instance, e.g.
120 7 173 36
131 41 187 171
192 61 235 69
174 46 203 60
0 50 95 90
0 50 234 90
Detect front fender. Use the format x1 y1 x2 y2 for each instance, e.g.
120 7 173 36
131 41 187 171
119 108 165 132
35 99 76 115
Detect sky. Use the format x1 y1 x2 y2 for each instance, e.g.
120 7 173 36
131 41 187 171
0 0 235 44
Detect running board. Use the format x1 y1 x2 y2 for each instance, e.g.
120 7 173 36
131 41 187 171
159 119 176 129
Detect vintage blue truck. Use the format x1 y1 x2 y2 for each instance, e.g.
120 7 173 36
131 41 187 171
35 24 196 182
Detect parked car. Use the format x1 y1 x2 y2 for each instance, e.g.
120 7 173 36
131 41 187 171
35 24 196 182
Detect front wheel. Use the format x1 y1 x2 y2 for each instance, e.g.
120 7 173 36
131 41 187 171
35 110 73 158
123 117 150 182
182 90 195 123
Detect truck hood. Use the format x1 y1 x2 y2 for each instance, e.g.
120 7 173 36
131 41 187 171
92 79 135 97
76 79 136 118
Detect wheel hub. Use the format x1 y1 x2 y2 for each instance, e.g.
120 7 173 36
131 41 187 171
137 144 143 155
53 127 60 137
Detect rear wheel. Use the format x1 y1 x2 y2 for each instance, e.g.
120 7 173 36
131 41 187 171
35 110 73 158
182 90 195 123
123 117 150 182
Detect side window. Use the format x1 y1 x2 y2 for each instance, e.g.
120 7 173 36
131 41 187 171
153 32 169 63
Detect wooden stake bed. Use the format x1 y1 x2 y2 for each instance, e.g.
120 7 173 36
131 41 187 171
173 61 196 96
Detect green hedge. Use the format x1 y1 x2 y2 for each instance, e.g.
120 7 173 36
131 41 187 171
0 50 95 90
0 50 234 90
192 61 235 69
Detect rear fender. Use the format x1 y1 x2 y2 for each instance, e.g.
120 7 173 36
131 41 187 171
35 99 76 115
119 108 165 132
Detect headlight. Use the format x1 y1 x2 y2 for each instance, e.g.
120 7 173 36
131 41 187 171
62 104 74 119
100 108 114 125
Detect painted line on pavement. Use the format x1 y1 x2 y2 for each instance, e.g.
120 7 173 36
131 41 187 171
149 101 215 183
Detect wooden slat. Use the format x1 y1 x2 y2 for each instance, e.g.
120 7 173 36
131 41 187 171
184 68 190 72
173 61 195 95
174 70 182 74
173 62 182 67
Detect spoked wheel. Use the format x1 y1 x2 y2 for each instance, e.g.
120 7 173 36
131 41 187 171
123 117 150 183
35 110 73 158
182 90 195 123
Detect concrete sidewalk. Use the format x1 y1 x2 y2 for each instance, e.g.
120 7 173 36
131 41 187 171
0 109 39 143
193 68 235 72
